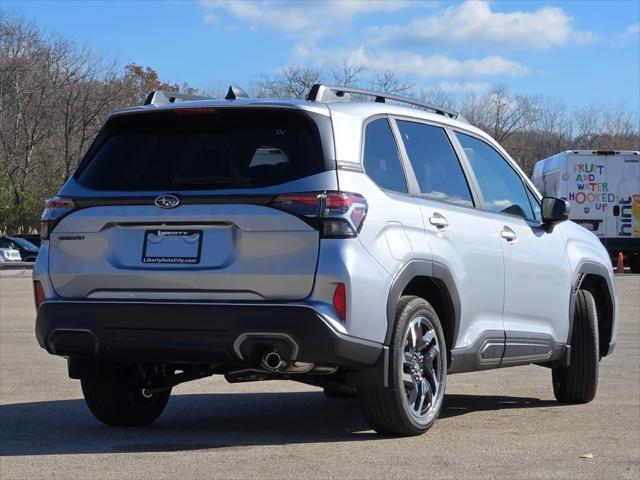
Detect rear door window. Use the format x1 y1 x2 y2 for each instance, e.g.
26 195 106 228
75 109 326 191
396 120 473 206
362 118 408 193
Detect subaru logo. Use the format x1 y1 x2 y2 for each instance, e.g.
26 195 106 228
154 194 180 209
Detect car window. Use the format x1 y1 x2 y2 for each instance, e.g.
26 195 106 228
456 132 535 220
0 238 9 248
526 188 542 222
362 118 408 193
75 109 325 191
396 121 473 206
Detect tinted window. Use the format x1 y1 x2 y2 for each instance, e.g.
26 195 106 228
8 237 38 250
396 121 472 206
456 132 534 219
362 118 407 193
75 109 325 191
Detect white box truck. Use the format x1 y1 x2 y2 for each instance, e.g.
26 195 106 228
532 150 640 272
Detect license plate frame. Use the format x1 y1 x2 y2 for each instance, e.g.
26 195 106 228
142 229 203 265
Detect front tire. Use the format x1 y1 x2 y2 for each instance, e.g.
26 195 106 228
359 296 447 436
552 289 599 403
81 365 171 427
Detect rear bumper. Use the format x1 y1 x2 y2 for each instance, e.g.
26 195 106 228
35 300 383 369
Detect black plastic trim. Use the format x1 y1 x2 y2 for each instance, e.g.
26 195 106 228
449 330 565 373
35 301 383 370
572 261 616 356
385 260 461 348
449 330 505 374
501 331 563 367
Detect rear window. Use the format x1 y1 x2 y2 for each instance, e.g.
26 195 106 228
75 109 326 191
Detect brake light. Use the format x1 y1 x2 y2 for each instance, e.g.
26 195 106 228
41 196 76 240
33 280 45 309
332 283 347 320
270 192 367 238
271 193 321 217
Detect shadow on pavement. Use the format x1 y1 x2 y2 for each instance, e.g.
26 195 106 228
0 391 562 456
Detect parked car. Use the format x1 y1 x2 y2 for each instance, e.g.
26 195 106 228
1 235 39 262
33 85 617 436
0 245 21 262
14 234 41 249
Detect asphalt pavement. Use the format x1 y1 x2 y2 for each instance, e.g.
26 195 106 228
0 270 638 479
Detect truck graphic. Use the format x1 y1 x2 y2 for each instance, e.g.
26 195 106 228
532 150 640 272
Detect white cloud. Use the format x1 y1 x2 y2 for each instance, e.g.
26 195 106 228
434 81 492 93
203 13 218 24
369 0 596 50
200 0 412 42
612 22 640 47
311 47 529 78
572 30 600 45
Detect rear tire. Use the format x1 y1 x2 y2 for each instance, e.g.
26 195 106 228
359 296 447 436
629 255 640 274
552 289 599 403
81 365 171 426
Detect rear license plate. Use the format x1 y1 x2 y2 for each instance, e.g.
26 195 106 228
142 230 202 264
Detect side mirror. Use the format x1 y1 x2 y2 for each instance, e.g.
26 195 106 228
541 197 570 229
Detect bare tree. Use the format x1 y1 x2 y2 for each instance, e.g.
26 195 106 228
0 14 199 231
0 12 56 230
331 58 366 87
417 87 457 111
574 101 640 149
371 70 414 95
253 65 322 99
461 85 536 143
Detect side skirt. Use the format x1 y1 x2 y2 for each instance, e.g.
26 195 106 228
449 330 566 374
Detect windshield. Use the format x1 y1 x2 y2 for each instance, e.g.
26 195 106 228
75 109 326 191
8 237 38 250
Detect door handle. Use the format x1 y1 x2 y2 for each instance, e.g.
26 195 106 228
500 226 518 242
429 213 449 231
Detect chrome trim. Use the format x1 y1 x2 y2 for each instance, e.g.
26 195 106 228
233 332 300 360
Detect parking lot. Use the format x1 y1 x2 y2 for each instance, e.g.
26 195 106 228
0 269 638 479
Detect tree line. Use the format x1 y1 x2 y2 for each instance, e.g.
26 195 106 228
1 12 638 233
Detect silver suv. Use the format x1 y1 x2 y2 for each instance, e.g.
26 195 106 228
33 85 617 436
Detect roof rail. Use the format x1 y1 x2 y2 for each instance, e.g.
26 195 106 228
144 90 213 106
306 84 459 119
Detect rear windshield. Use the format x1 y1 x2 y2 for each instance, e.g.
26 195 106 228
75 109 326 191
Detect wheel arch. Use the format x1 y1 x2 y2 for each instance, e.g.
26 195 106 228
386 260 461 358
573 262 616 357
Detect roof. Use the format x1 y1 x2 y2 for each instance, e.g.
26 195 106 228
110 95 484 135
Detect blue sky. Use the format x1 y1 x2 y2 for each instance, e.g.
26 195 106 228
4 0 640 107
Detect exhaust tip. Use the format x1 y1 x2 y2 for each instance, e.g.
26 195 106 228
262 351 283 371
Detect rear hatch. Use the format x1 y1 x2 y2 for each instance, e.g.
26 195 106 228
47 107 335 301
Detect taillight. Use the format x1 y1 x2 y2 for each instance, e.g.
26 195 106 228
41 196 76 240
332 283 347 320
33 280 46 309
270 191 367 238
